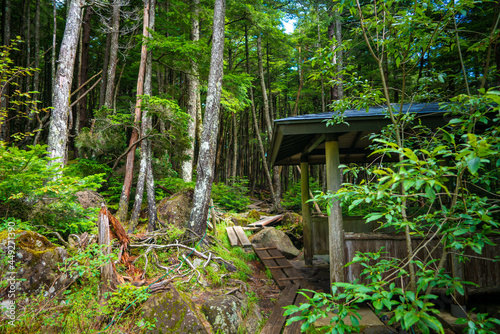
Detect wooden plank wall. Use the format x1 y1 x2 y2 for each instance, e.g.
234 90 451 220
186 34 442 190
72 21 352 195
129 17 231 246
343 234 500 289
310 219 500 289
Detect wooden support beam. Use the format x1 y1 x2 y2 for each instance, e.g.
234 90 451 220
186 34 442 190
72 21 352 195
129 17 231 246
325 137 345 284
300 157 313 266
301 133 325 156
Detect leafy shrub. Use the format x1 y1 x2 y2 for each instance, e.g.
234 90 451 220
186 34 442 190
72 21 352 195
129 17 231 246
211 178 251 212
0 144 104 236
155 177 194 199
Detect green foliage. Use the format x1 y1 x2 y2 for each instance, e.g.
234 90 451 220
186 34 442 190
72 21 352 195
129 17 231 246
212 178 251 212
155 177 195 198
0 38 49 143
456 313 500 334
284 287 362 334
0 144 104 236
282 177 326 212
104 283 151 315
75 106 128 159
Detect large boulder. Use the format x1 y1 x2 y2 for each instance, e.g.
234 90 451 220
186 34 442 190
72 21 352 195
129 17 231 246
201 292 263 334
141 284 208 334
250 227 300 259
157 189 194 228
0 230 72 298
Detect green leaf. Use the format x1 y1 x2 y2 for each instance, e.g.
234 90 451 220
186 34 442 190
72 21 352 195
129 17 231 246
403 311 420 329
366 214 383 223
467 157 481 174
425 185 436 200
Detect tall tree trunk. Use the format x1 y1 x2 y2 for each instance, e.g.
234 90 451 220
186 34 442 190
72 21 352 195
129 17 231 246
27 0 41 133
257 34 272 137
130 0 156 232
76 7 92 134
188 0 226 237
317 11 326 113
52 0 56 100
231 111 237 181
115 0 150 222
181 0 200 182
0 0 11 141
258 34 281 209
23 0 31 121
104 0 120 108
47 0 84 168
292 45 304 116
328 7 343 101
99 33 111 108
266 40 274 121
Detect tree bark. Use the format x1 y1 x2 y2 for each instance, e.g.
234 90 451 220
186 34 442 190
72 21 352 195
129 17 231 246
47 0 84 168
115 0 150 222
27 0 41 133
51 0 56 101
231 111 237 181
181 0 200 182
104 0 120 108
99 33 111 108
76 7 92 134
0 0 11 141
328 7 343 102
129 0 156 232
188 0 226 237
257 34 272 137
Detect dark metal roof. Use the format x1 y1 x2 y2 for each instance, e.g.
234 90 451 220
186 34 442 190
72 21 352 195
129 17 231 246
269 102 451 166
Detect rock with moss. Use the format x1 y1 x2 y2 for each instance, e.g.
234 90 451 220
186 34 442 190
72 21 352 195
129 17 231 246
157 189 194 228
141 284 208 334
250 227 300 259
0 230 71 298
201 294 245 334
247 209 261 221
227 214 252 227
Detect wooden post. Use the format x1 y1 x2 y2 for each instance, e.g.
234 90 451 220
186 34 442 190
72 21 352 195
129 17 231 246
98 205 117 294
301 156 313 265
325 136 345 284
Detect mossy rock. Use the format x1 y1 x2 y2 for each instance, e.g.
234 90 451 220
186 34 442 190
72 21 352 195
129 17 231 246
157 189 194 228
141 284 208 334
250 227 300 259
0 230 71 298
247 209 261 220
201 295 244 334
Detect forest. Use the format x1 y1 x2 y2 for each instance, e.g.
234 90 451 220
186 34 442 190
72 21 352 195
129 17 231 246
1 0 500 332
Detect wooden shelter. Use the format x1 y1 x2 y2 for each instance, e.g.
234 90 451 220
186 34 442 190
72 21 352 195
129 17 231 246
269 103 452 284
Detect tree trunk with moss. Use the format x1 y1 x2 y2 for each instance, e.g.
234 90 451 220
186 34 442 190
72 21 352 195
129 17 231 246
129 0 156 232
188 0 225 236
47 0 84 168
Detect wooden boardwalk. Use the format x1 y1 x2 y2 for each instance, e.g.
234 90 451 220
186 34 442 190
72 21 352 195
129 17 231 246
253 243 311 333
252 243 304 289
